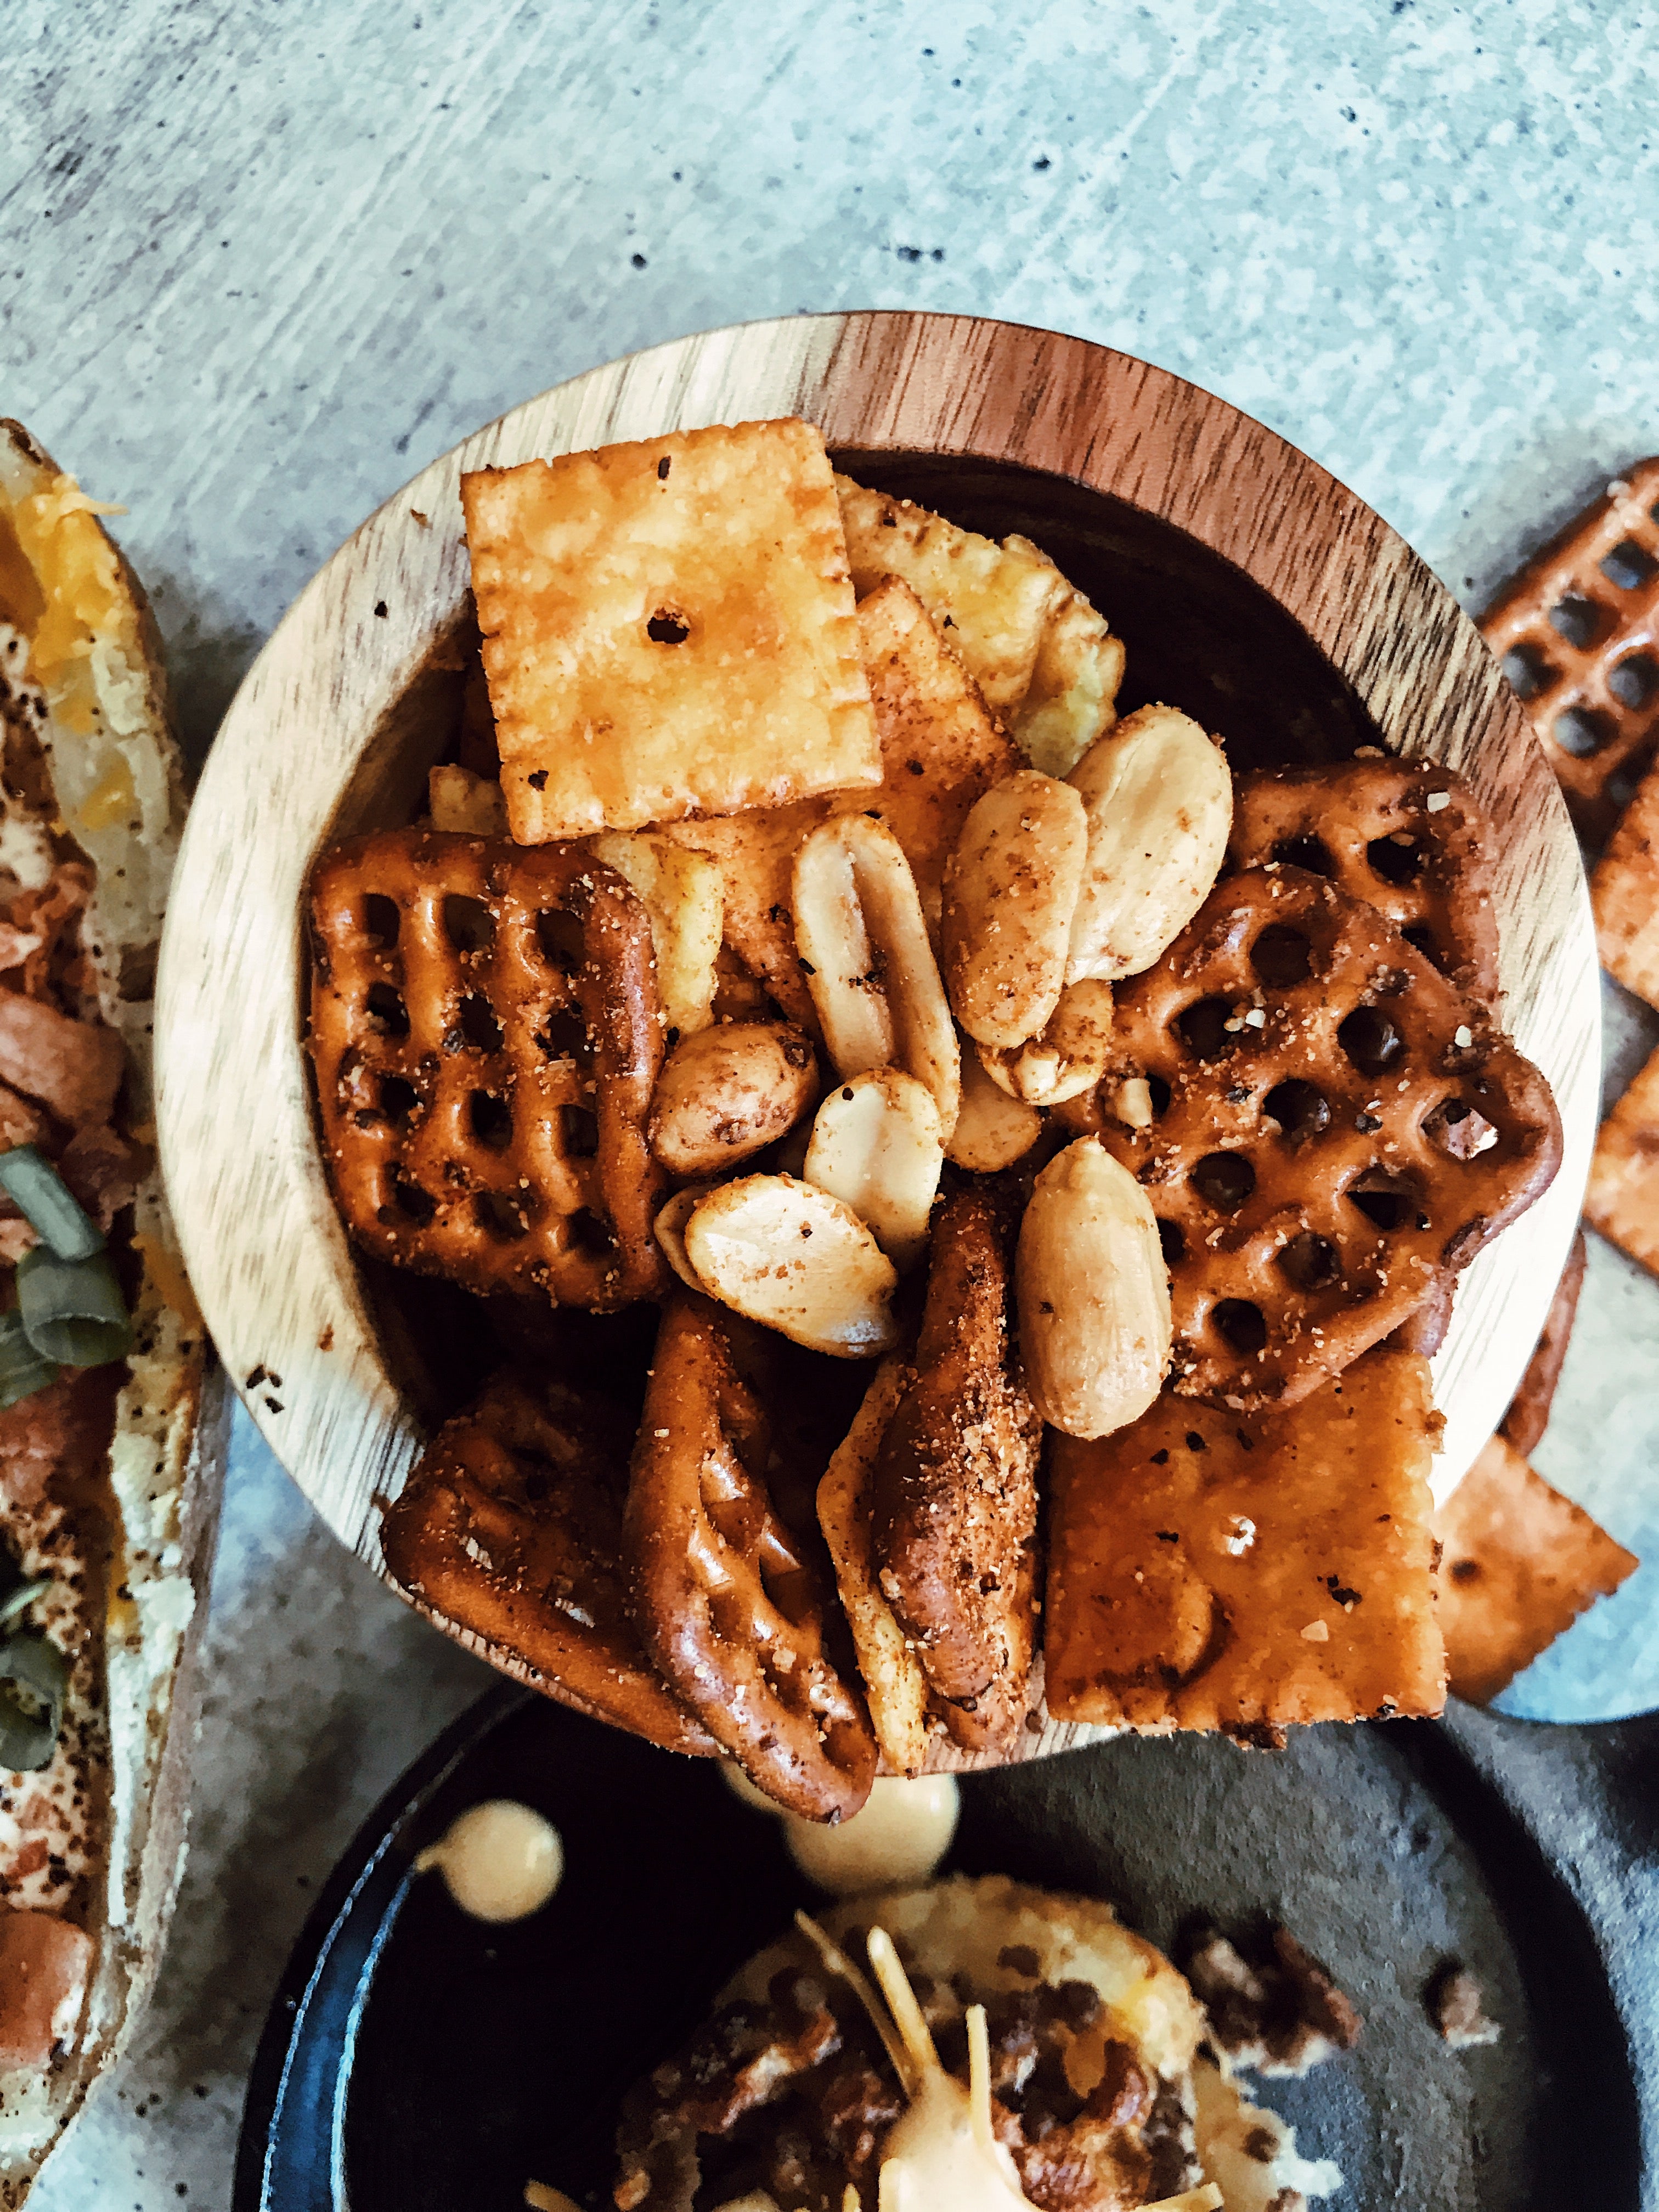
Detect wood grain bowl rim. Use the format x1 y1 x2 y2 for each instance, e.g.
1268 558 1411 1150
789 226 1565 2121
153 310 1599 1768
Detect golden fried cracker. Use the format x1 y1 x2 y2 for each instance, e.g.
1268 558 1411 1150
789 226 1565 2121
1434 1434 1637 1703
853 577 1019 924
1006 566 1126 777
836 473 1064 714
1584 1041 1659 1277
1045 1349 1446 1731
465 421 878 840
1592 751 1659 1010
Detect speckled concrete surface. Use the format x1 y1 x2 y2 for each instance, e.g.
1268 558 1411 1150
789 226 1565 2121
5 0 1659 2200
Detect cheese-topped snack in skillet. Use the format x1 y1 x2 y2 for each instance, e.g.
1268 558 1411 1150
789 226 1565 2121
610 1874 1340 2212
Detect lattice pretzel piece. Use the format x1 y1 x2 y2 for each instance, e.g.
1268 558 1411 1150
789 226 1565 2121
380 1368 714 1755
309 828 668 1311
1059 866 1562 1411
625 1295 878 1821
1480 456 1659 845
1231 758 1499 1001
870 1188 1042 1758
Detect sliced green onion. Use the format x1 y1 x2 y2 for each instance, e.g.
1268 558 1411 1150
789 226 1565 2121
0 1578 48 1633
16 1248 132 1368
0 1309 59 1408
0 1633 67 1772
0 1144 103 1262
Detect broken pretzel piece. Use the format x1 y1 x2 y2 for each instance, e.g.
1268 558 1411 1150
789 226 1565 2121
625 1296 877 1820
381 1369 712 1755
870 1188 1042 1757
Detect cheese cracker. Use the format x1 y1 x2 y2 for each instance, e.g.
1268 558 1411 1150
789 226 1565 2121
836 475 1124 773
1584 1041 1659 1277
1434 1434 1637 1703
464 420 879 840
1592 749 1659 1010
1045 1349 1445 1731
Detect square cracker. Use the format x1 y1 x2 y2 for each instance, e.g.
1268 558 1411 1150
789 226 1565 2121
1433 1434 1637 1703
464 420 879 840
1584 1041 1659 1277
1592 750 1659 1010
661 577 1017 1019
1045 1348 1446 1731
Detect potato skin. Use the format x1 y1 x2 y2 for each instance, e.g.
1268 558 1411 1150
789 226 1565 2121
648 1021 816 1177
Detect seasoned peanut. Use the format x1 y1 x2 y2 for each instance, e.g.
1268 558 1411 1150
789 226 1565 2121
590 830 724 1036
1065 703 1233 983
941 768 1088 1049
1016 1136 1172 1438
653 1184 714 1293
648 1022 816 1177
793 813 960 1130
684 1173 901 1358
978 978 1115 1107
804 1068 943 1272
946 1044 1045 1172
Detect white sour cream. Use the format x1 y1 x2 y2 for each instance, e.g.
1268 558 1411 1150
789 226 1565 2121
720 1764 960 1897
785 1776 960 1897
415 1800 563 1923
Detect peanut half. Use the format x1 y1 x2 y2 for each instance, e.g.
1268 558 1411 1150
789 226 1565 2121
653 1184 714 1294
683 1173 901 1358
648 1021 817 1178
793 813 961 1132
941 768 1088 1050
978 978 1116 1107
804 1068 944 1272
1016 1136 1172 1438
946 1042 1043 1172
1065 703 1232 984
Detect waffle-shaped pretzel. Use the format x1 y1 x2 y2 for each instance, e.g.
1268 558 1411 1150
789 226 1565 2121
309 828 668 1311
1480 457 1659 845
625 1295 877 1821
1230 758 1499 1000
1059 866 1562 1410
380 1370 713 1755
871 1188 1042 1756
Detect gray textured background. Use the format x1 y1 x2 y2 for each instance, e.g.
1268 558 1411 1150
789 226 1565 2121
4 0 1659 2201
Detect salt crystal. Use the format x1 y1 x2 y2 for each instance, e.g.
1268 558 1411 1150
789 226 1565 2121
1300 1620 1330 1643
1426 789 1450 813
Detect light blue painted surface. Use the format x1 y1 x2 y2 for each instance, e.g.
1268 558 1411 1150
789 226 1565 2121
7 0 1659 2200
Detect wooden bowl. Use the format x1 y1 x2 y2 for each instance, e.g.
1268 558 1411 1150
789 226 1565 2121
154 312 1599 1767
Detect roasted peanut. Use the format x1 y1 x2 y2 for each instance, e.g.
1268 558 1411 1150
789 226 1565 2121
590 830 724 1036
648 1022 816 1178
683 1173 901 1358
1065 703 1232 983
978 978 1115 1107
941 768 1088 1049
804 1068 943 1272
1015 1136 1172 1438
793 813 960 1131
653 1184 714 1293
946 1043 1044 1172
